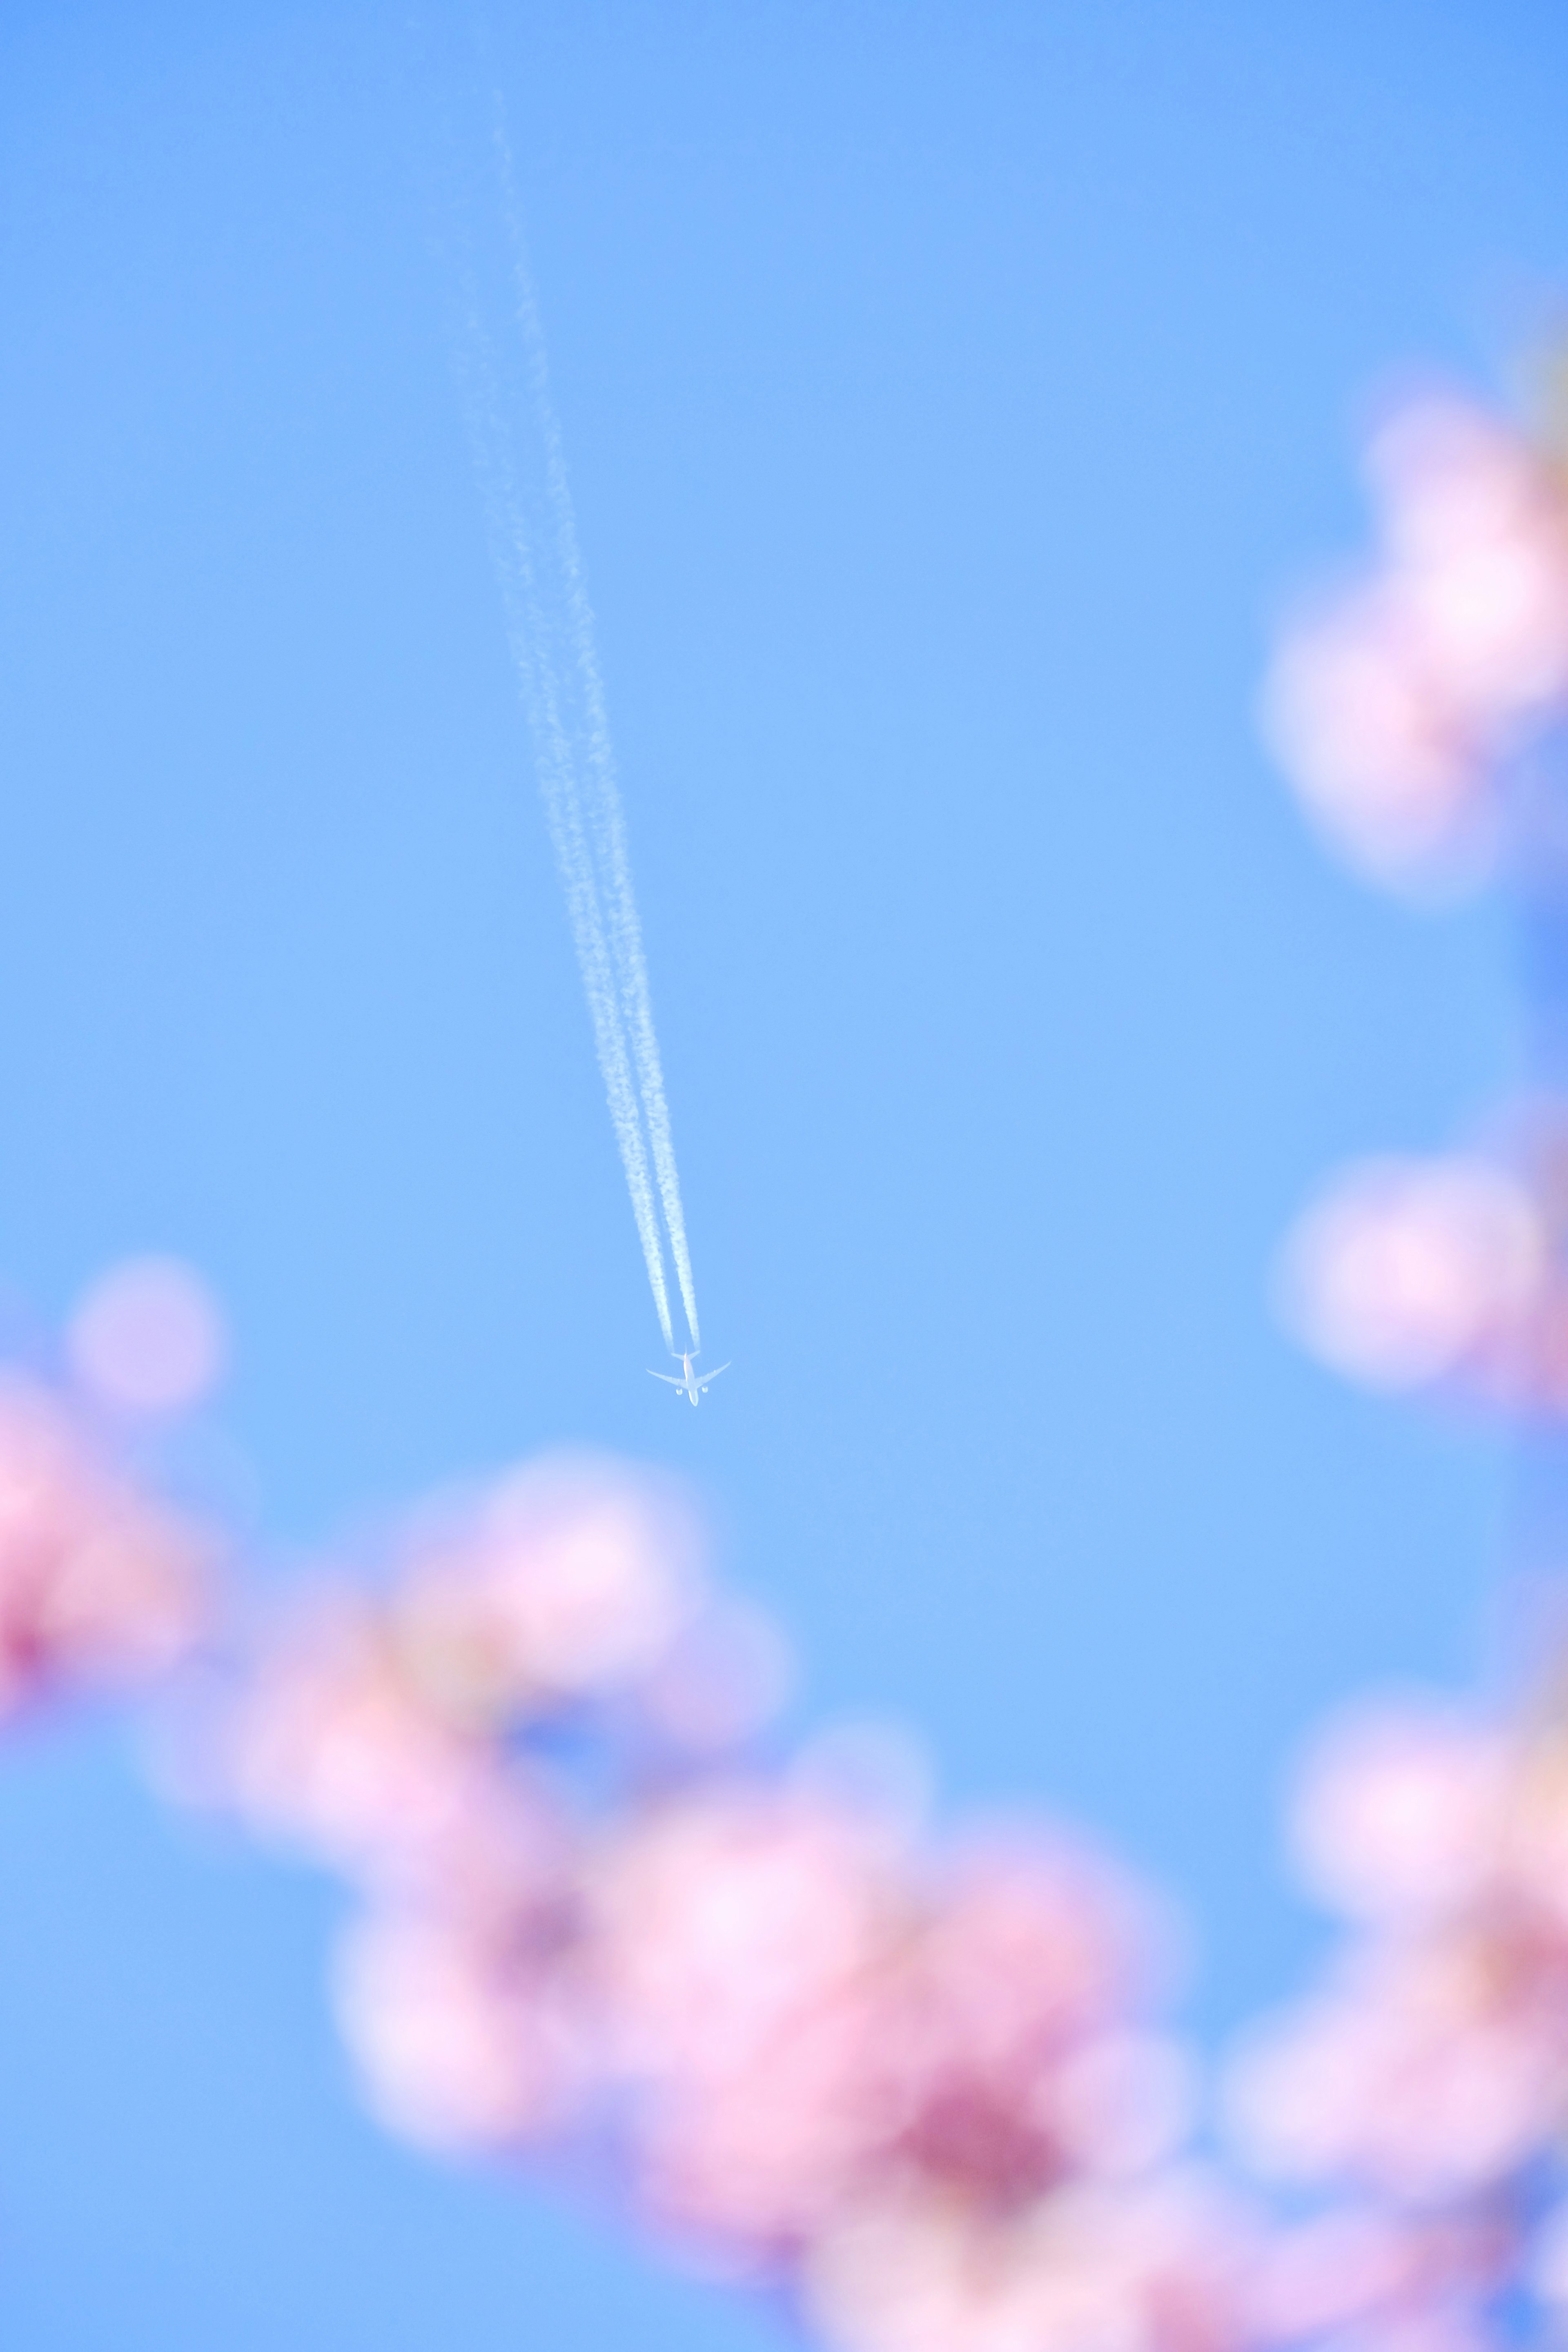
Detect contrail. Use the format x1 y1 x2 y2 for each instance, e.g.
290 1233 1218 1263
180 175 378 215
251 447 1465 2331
436 89 700 1354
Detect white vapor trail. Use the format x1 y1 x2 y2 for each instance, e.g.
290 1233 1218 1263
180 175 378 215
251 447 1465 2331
440 94 700 1355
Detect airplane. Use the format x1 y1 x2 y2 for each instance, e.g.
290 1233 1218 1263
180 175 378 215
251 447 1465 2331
648 1349 731 1405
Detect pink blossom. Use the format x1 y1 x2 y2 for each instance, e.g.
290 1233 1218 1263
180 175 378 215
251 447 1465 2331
1262 587 1486 883
1369 399 1568 714
67 1255 226 1418
1225 1928 1568 2201
217 1457 726 1891
1264 392 1568 887
0 1374 214 1715
586 1796 1187 2260
803 2175 1253 2352
588 1786 904 2249
1227 1662 1568 2236
1289 1700 1512 1923
1277 1156 1546 1392
1247 2205 1510 2348
389 1454 702 1719
333 1900 586 2152
880 1840 1182 2200
220 1592 571 1911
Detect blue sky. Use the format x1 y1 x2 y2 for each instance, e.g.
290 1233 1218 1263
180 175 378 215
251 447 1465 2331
1 3 1564 2345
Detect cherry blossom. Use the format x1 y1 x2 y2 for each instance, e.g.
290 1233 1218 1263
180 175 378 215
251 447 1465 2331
802 2174 1255 2352
1263 391 1568 888
66 1255 226 1419
1277 1142 1568 1410
0 1372 215 1717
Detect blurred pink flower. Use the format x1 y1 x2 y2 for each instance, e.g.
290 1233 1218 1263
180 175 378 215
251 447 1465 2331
1226 1917 1568 2202
1248 2205 1510 2348
67 1255 226 1418
217 1456 735 1895
1289 1700 1512 1922
389 1454 703 1721
587 1795 1189 2261
334 1899 587 2152
804 2174 1253 2352
880 1840 1183 2200
220 1591 572 1911
1225 1666 1568 2232
589 1786 905 2250
1277 1156 1547 1394
0 1374 214 1715
1263 587 1485 884
1263 391 1568 887
1370 399 1568 714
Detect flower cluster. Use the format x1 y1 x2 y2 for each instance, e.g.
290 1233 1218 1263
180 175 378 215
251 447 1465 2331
1265 386 1568 1415
1249 368 1568 2348
207 1451 1281 2349
1225 1686 1568 2340
212 1436 1568 2351
1263 392 1568 886
0 1354 1538 2351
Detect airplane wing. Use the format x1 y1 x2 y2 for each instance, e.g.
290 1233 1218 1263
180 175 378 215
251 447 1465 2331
695 1361 732 1389
647 1370 687 1387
